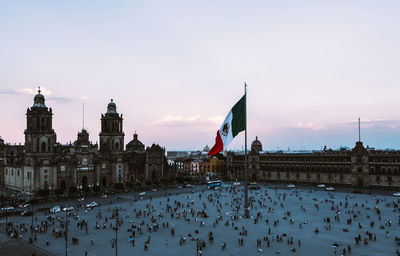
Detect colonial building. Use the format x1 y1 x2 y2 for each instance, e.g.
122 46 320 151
227 137 400 188
1 89 171 193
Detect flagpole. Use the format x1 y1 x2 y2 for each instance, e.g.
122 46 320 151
244 83 249 218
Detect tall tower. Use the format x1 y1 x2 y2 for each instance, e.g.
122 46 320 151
99 99 124 153
24 88 57 153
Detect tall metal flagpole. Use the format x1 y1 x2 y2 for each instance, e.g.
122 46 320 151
244 83 249 218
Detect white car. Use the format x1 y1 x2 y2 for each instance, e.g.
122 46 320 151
317 184 325 188
287 184 296 188
63 206 74 211
78 197 85 202
393 192 400 197
233 182 241 186
152 189 157 192
86 201 98 208
139 192 146 196
326 187 335 191
19 204 30 208
50 206 61 213
100 194 108 198
1 206 14 211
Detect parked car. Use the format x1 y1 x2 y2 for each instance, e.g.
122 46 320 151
86 201 98 208
19 204 30 208
1 206 14 211
50 206 61 213
100 194 108 199
393 192 400 197
78 197 85 202
152 189 157 192
317 184 325 188
287 184 296 188
63 206 74 211
233 182 241 186
139 192 146 196
20 210 33 216
326 187 335 191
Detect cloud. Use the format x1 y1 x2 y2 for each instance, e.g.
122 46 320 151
344 119 400 129
295 122 327 130
16 87 53 96
152 114 224 131
0 87 85 104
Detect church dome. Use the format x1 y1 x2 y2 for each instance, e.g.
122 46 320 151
106 99 117 114
126 132 145 152
32 87 46 108
251 136 262 152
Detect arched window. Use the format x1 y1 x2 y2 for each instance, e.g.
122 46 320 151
115 142 119 151
41 141 46 152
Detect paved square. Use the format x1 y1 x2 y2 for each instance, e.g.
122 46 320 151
4 185 400 256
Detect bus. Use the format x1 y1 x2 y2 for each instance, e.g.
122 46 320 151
207 180 222 189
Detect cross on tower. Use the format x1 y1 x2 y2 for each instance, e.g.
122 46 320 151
38 86 41 94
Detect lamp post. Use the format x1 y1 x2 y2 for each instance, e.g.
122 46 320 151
5 189 8 233
114 208 119 256
30 174 34 244
65 203 68 256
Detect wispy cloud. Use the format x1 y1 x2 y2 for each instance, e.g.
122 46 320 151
16 87 53 96
152 114 224 131
0 87 84 104
295 122 327 130
344 119 400 129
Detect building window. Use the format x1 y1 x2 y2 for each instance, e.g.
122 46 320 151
44 169 47 174
44 175 48 179
18 170 20 176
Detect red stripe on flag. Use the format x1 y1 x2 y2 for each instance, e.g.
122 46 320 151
208 130 223 156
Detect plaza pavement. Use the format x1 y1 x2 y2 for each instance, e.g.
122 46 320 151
3 184 400 256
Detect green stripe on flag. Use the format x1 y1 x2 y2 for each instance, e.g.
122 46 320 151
231 95 246 137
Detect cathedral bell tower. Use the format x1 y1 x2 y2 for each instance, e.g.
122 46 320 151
24 87 57 153
99 99 124 153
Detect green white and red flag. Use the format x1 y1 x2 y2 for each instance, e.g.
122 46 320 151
208 95 246 156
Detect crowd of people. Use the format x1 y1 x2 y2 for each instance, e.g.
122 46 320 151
2 185 400 255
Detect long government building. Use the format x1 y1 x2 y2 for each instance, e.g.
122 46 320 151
227 137 400 188
0 89 172 193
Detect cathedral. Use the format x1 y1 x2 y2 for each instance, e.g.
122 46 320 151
0 89 171 193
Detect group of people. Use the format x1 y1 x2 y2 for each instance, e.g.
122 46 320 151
3 184 400 256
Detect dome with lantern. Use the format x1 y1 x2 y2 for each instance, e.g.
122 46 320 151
251 136 262 152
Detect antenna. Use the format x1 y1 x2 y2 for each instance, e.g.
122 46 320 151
358 117 361 142
82 97 85 130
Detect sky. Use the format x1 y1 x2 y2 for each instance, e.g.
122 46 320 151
1 0 400 151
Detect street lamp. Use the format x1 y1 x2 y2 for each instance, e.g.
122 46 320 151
30 174 34 244
65 203 68 256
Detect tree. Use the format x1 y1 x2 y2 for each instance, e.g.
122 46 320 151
37 189 50 197
176 176 185 184
92 185 101 192
114 183 124 190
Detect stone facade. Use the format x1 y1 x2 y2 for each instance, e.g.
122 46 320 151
1 90 171 193
227 139 400 188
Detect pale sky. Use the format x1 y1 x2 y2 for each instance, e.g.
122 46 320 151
1 1 400 151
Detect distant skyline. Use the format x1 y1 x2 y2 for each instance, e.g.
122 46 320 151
1 1 400 151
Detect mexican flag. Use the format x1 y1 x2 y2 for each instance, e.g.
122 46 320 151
208 95 246 156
